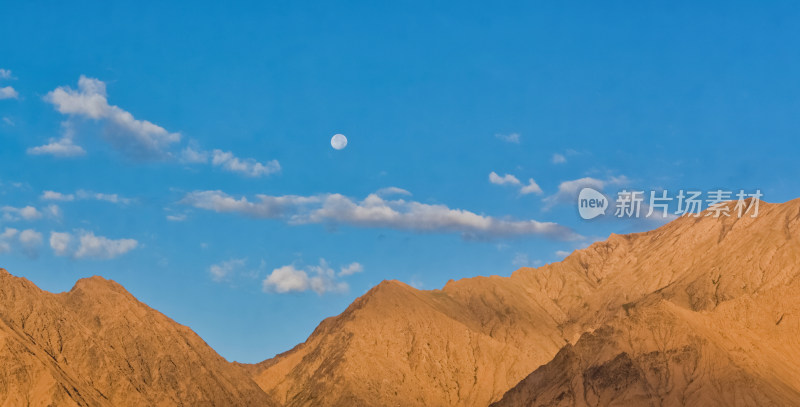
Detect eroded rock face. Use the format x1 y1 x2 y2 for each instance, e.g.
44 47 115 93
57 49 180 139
252 199 800 407
0 270 278 407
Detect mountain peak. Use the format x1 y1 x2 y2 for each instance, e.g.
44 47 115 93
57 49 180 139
69 275 129 296
0 267 280 406
251 198 800 406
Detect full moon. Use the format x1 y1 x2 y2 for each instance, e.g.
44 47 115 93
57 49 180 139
331 133 348 150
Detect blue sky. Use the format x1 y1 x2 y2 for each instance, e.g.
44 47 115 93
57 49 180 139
1 1 799 362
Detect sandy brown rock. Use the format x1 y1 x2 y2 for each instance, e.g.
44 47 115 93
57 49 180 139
252 198 800 406
0 270 277 407
491 294 800 406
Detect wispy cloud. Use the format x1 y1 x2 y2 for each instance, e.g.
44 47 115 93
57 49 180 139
76 190 133 204
489 172 543 195
27 120 87 158
49 230 138 259
179 145 209 164
181 189 581 240
338 262 363 276
511 252 542 268
555 250 571 257
180 145 280 178
375 187 411 197
19 229 43 258
1 205 42 221
166 213 187 222
211 149 281 177
44 76 180 159
551 149 581 165
37 76 281 178
209 258 247 282
41 189 133 205
0 228 43 258
0 228 17 254
519 179 543 195
489 172 521 186
0 69 12 80
42 191 74 201
494 133 520 144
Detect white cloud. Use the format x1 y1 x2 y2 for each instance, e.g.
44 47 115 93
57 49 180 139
75 190 132 204
19 229 43 258
180 145 209 164
519 179 543 195
27 121 86 157
41 189 132 205
552 153 567 164
0 69 12 79
40 77 281 177
0 228 43 258
211 149 281 177
0 228 18 254
339 262 363 276
209 258 246 282
44 76 180 159
263 265 310 293
50 230 138 259
495 133 520 144
75 232 138 259
180 144 282 178
2 205 42 221
0 228 19 240
42 191 75 201
489 172 521 186
182 189 581 240
49 232 72 256
490 172 543 196
27 137 86 157
180 190 320 218
542 176 628 209
262 258 353 295
0 86 18 100
45 204 62 219
375 187 411 197
166 213 187 222
555 250 571 257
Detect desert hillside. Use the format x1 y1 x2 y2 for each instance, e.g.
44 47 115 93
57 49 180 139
0 270 278 407
1 199 798 406
251 198 800 406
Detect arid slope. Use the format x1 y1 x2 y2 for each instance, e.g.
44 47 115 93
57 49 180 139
0 270 277 407
252 199 800 406
1 198 797 406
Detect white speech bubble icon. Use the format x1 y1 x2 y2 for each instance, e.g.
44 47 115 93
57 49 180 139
578 188 608 220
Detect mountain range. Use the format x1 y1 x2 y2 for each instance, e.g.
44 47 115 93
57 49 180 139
1 198 798 406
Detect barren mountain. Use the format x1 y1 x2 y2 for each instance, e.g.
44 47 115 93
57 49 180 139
0 270 277 407
1 198 797 406
251 198 800 406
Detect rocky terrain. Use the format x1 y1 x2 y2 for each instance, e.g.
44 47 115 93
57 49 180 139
252 198 800 406
1 198 799 406
0 270 277 406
